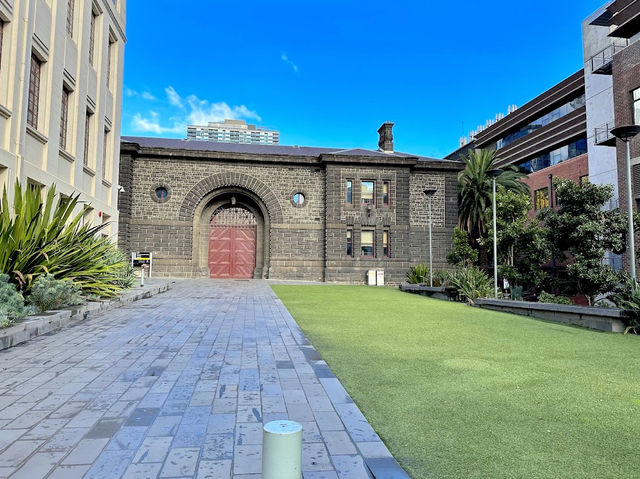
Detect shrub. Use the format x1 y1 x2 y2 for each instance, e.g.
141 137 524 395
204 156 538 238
446 267 492 304
447 227 478 267
0 181 129 297
0 274 29 327
608 279 640 334
103 249 136 289
407 264 430 284
27 275 83 313
538 291 573 305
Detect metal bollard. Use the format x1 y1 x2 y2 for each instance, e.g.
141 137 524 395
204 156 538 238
140 265 145 287
262 420 302 479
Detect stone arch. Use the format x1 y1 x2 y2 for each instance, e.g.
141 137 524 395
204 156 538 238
179 172 284 223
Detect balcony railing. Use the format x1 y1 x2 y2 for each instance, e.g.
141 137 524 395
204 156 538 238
594 123 617 146
590 41 629 74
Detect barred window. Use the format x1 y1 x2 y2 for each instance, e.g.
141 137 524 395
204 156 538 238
27 54 41 129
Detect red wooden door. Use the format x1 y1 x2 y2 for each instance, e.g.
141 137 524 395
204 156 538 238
209 208 257 279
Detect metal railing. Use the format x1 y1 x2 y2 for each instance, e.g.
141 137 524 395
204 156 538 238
594 123 616 145
590 41 629 73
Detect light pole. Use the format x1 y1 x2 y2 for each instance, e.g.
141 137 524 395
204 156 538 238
487 169 503 299
424 189 437 287
611 125 640 281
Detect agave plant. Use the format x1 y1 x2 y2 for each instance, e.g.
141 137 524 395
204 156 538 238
446 267 493 304
0 181 129 297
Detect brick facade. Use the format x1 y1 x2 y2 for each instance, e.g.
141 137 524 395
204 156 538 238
119 139 462 283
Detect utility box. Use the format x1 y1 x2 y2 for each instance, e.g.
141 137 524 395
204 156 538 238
376 270 385 286
367 270 376 286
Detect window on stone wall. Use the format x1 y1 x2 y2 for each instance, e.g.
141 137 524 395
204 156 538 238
361 181 374 206
534 188 549 210
0 20 4 74
383 230 390 257
67 0 75 38
361 230 374 257
382 181 390 206
83 110 93 167
346 229 353 257
27 53 41 129
633 87 640 125
346 179 352 204
89 10 98 67
60 87 70 151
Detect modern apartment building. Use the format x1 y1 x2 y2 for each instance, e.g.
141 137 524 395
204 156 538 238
186 119 280 145
447 71 589 212
0 0 126 238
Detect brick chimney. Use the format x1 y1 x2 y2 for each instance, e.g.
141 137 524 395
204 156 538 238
377 122 394 153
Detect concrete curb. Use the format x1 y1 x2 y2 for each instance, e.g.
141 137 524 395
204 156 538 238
0 280 173 351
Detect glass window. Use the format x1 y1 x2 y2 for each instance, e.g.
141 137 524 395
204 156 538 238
346 180 352 204
107 35 115 89
382 182 389 206
517 138 587 174
383 230 390 257
634 88 640 125
102 129 110 178
155 187 168 200
346 229 353 257
361 230 374 257
83 110 93 166
60 88 70 150
534 188 550 210
67 0 75 37
361 181 374 206
89 12 97 66
0 21 4 72
292 193 305 206
27 54 41 129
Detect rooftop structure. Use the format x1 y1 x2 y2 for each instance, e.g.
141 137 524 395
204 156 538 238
186 119 280 145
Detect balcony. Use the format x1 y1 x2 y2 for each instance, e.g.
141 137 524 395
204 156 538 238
594 123 617 146
589 41 629 74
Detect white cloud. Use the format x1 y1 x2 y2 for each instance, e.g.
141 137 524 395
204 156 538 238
132 112 184 134
124 87 138 97
130 87 262 135
165 86 184 109
141 91 156 101
281 52 299 73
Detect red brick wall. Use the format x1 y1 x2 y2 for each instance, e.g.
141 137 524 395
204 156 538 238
522 153 589 216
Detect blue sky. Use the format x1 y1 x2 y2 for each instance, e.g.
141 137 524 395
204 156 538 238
122 0 605 158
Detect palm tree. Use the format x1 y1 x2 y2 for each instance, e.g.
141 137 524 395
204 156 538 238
458 149 528 239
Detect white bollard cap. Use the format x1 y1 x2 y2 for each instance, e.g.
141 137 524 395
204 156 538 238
264 420 302 435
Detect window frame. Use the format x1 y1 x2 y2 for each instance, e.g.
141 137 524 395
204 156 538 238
0 20 4 73
102 128 110 179
346 228 353 258
27 53 42 129
106 33 116 89
361 180 375 207
66 0 75 38
346 179 353 205
633 87 640 126
89 11 97 66
382 181 390 207
361 229 375 258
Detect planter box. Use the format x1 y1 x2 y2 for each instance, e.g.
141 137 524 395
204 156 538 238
0 280 173 351
475 298 627 333
399 282 457 301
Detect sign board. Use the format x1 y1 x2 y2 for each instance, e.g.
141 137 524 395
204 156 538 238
131 252 153 277
376 270 385 286
367 270 377 286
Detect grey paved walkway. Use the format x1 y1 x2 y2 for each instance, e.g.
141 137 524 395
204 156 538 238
0 280 405 478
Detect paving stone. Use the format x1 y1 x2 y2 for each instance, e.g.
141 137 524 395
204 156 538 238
197 459 232 478
107 426 148 450
303 472 340 479
122 462 163 479
233 444 262 475
159 447 200 477
235 422 263 445
132 436 173 463
40 427 88 452
0 440 44 467
331 454 372 479
47 464 91 479
302 442 333 472
85 418 125 439
323 431 357 455
84 449 136 479
314 411 344 432
207 414 235 435
62 438 110 465
125 408 161 427
9 451 65 479
202 433 234 460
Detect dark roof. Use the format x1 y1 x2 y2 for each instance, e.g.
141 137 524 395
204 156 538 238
121 136 455 162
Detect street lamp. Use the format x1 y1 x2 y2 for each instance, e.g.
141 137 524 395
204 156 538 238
611 125 640 281
424 188 437 287
487 169 503 298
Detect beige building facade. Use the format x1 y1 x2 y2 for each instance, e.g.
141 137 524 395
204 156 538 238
0 0 126 238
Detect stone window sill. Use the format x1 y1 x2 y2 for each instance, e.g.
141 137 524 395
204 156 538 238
26 125 48 144
83 165 96 177
59 149 75 162
102 179 112 188
0 104 11 119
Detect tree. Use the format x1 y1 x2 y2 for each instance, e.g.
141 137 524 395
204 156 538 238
447 227 478 267
457 149 529 239
539 179 627 305
487 189 550 291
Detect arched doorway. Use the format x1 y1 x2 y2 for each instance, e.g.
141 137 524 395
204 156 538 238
209 206 258 279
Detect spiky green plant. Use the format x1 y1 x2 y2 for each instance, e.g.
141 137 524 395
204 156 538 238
446 267 493 304
0 181 128 297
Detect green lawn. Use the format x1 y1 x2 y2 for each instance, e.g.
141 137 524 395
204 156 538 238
271 285 640 479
